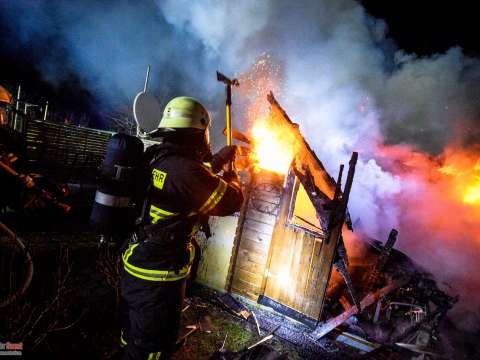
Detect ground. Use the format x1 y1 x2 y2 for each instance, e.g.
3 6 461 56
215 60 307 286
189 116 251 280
0 229 307 359
2 226 480 359
171 298 304 360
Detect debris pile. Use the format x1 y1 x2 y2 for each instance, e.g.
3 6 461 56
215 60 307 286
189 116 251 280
313 230 458 358
195 231 458 359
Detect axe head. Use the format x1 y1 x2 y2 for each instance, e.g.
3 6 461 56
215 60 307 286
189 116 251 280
217 71 240 87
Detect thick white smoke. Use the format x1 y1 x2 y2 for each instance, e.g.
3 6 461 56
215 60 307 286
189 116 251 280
157 0 480 330
158 0 271 70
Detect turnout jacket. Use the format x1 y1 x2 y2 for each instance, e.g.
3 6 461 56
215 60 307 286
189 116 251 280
122 142 243 281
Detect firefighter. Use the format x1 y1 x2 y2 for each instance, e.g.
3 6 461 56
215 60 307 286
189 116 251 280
121 96 243 360
0 85 13 127
0 85 22 155
0 85 20 211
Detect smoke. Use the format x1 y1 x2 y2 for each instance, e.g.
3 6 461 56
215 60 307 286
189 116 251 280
0 0 221 112
2 0 480 330
159 0 480 331
380 48 480 153
158 0 270 69
377 145 480 330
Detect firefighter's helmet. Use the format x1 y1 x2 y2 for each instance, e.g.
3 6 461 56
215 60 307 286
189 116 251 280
158 96 211 131
0 85 13 106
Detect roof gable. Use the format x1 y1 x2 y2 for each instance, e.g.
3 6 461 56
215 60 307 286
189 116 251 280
266 92 337 198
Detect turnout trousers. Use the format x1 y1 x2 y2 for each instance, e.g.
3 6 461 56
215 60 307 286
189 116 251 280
121 271 186 360
120 234 194 360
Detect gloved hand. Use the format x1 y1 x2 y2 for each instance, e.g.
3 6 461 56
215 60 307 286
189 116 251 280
222 169 239 183
211 145 237 173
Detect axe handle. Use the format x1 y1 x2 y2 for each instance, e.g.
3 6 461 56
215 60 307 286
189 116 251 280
226 104 232 146
217 71 239 171
225 85 233 171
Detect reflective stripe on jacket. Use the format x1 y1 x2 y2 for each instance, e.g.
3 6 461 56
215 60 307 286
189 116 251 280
144 143 243 228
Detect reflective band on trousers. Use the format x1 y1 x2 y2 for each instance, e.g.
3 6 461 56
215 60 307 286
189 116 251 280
198 179 227 214
120 330 127 347
148 352 162 360
94 191 130 208
122 243 195 282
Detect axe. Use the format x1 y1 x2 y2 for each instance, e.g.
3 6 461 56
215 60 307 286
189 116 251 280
217 71 239 170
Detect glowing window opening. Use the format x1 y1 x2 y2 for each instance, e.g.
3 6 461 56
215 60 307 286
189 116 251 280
286 176 325 237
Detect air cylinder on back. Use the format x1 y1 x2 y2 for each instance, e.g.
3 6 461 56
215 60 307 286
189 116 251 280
90 133 144 238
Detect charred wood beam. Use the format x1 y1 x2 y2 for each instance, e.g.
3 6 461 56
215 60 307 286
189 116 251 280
365 229 398 293
390 295 457 344
267 91 337 193
331 152 357 235
310 277 408 340
334 239 361 312
293 153 361 319
325 154 359 310
359 301 455 358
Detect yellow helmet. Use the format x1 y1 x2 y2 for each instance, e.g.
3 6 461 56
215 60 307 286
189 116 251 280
0 85 13 105
158 96 211 131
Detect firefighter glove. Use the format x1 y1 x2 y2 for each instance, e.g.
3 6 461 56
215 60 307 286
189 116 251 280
222 169 239 184
211 145 237 173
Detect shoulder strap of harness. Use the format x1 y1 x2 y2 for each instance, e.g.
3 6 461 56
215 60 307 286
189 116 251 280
136 144 166 226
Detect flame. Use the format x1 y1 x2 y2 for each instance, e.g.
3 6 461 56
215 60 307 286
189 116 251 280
387 146 480 206
438 164 463 176
464 177 480 204
235 55 480 320
250 117 298 174
436 150 480 205
236 54 293 174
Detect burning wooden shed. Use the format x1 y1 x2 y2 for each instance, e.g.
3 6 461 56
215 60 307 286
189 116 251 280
1 83 461 357
197 93 351 326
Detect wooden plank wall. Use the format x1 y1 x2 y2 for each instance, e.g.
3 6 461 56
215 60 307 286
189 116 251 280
229 171 284 300
258 170 327 320
230 168 331 321
227 95 339 322
262 225 327 319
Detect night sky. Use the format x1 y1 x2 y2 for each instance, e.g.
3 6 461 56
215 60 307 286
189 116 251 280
362 1 478 57
0 0 478 127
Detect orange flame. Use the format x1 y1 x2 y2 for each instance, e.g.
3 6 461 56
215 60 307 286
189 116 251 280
250 117 298 174
236 54 292 174
437 150 480 206
464 178 480 204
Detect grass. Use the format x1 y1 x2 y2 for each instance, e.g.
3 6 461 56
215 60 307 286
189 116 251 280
173 310 257 359
172 304 304 360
